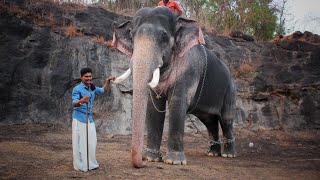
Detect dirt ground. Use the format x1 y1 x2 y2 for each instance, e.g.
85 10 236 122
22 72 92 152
0 123 319 180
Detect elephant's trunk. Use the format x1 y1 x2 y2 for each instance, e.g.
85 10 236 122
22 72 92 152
130 34 160 168
131 76 148 168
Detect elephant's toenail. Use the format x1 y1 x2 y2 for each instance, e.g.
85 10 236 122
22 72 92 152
165 159 173 164
222 154 228 158
173 161 180 165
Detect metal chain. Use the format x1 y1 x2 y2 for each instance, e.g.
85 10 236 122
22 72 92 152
149 88 166 112
149 52 179 113
188 114 216 146
144 148 163 157
225 138 235 144
152 88 164 99
149 78 177 113
149 44 207 113
188 114 209 139
210 139 222 145
188 44 208 113
188 115 234 146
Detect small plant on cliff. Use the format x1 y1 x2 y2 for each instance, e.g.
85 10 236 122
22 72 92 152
65 24 78 36
92 36 113 47
93 36 105 44
235 63 257 78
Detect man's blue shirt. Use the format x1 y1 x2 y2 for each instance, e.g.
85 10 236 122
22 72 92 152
72 82 104 123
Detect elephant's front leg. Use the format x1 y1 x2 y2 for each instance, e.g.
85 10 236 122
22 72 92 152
144 90 166 162
165 93 188 165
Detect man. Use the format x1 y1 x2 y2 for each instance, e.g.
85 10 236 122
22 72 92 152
72 67 115 172
158 0 182 16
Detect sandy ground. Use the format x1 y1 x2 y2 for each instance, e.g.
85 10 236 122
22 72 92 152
0 123 320 180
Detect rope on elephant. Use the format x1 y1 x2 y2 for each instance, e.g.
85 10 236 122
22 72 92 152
188 115 224 147
148 49 180 113
188 113 235 146
187 114 210 141
187 44 208 114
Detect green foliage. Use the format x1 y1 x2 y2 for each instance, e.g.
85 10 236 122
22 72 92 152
180 0 281 40
58 0 286 41
246 1 277 40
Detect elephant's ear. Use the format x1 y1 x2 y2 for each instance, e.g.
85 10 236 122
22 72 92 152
112 21 133 58
175 18 205 58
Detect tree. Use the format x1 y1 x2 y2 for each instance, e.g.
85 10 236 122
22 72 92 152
56 0 288 41
274 0 288 36
190 0 278 40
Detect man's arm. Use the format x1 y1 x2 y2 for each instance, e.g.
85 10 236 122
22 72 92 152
103 76 116 92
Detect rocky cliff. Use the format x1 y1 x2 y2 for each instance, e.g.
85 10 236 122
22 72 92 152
1 0 319 134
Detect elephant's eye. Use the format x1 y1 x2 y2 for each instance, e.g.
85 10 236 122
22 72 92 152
160 31 169 43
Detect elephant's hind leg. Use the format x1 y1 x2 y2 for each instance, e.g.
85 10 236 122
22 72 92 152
206 118 222 157
197 115 222 157
220 85 236 158
220 120 236 158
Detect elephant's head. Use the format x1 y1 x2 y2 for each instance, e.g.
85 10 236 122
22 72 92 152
112 6 205 168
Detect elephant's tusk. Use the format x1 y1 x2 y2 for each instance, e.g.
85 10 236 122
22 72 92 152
148 68 160 88
112 68 132 84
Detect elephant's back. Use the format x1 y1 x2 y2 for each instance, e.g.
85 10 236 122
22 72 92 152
206 48 232 84
188 44 232 83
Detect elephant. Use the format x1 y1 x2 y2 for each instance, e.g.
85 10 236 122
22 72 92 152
112 6 236 168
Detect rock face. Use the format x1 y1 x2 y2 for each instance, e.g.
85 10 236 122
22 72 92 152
1 1 319 134
0 1 132 134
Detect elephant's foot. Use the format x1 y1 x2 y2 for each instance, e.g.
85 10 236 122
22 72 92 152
144 148 163 162
164 151 187 165
222 138 236 158
207 141 221 157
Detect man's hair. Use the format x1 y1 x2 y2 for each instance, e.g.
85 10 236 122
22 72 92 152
163 0 169 3
80 67 92 76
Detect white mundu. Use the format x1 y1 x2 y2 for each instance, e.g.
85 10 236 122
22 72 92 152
72 119 99 172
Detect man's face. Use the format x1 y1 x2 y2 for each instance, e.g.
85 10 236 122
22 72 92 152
81 72 92 86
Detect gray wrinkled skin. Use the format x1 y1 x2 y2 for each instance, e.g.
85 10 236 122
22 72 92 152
113 6 236 168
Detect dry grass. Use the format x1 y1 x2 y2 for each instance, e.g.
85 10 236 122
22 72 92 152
234 63 255 78
32 12 60 28
93 36 105 44
2 0 107 44
47 12 58 27
55 1 87 12
272 31 320 44
1 1 57 28
0 3 29 18
92 36 114 47
104 40 113 47
65 23 78 37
